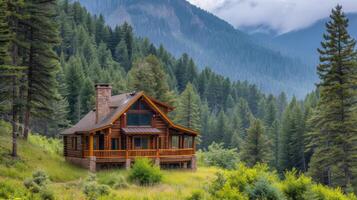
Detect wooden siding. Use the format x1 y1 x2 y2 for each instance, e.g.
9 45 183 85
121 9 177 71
63 96 196 162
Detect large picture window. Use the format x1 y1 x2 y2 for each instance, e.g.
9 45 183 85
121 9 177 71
184 136 193 148
171 136 179 149
127 113 152 126
111 138 119 150
134 137 149 149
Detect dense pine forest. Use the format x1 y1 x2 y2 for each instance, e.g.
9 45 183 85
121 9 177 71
0 0 357 199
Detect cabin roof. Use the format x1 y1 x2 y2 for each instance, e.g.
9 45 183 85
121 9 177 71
62 92 198 135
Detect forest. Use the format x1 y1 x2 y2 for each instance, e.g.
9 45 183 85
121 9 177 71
0 0 356 199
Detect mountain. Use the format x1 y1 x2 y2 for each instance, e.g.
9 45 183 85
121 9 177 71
245 13 357 66
76 0 316 97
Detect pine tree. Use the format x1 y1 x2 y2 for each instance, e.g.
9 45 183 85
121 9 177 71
174 83 201 131
0 0 27 156
23 0 60 139
240 118 271 167
65 56 84 123
235 98 252 139
128 55 172 103
279 98 306 172
114 39 130 71
308 5 357 190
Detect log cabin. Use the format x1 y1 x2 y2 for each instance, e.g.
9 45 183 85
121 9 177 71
62 84 198 171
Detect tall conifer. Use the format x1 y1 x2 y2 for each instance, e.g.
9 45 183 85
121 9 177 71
308 5 357 190
23 0 60 139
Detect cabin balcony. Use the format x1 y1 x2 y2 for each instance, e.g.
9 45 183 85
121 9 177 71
83 148 195 159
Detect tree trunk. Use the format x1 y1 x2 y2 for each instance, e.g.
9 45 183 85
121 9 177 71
23 27 33 140
12 76 18 157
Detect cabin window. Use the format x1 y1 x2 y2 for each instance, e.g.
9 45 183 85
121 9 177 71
140 101 150 110
127 113 152 126
129 100 150 110
184 136 193 148
111 138 119 150
159 137 165 149
130 101 140 110
71 137 77 150
171 136 179 149
134 137 149 149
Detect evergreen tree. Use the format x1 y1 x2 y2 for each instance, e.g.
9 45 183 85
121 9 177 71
279 98 306 172
23 0 60 139
114 39 130 71
65 56 84 123
235 98 252 139
80 78 95 116
174 83 201 131
128 55 172 103
240 118 271 167
308 5 357 190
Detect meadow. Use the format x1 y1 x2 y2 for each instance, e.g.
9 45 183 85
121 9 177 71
0 121 218 200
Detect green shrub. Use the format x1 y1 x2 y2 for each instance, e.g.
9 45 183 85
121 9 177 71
201 142 239 169
39 188 55 200
0 180 30 199
83 174 110 200
24 170 49 194
247 177 284 200
28 134 62 155
186 190 205 200
99 173 129 189
128 158 162 185
280 170 312 200
207 163 356 200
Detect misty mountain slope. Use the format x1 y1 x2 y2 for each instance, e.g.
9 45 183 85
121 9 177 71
77 0 316 97
249 13 357 65
273 13 357 63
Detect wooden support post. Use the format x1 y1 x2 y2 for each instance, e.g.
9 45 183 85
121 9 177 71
125 136 129 159
192 136 196 151
156 137 159 159
89 133 94 157
107 128 112 150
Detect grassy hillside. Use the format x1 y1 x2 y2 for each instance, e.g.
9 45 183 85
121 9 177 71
0 121 218 200
1 120 355 200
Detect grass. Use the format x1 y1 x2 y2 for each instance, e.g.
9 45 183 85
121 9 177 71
0 121 219 200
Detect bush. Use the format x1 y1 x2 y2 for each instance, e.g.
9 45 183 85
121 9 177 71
247 177 284 200
128 158 162 185
24 170 49 194
83 174 110 200
280 170 312 200
28 134 62 155
207 163 356 200
99 173 129 189
0 180 30 199
186 190 205 200
201 142 239 169
39 188 55 200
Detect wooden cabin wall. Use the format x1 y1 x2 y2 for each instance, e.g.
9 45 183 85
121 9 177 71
63 135 82 157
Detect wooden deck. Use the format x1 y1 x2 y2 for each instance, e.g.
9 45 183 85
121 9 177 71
83 148 195 159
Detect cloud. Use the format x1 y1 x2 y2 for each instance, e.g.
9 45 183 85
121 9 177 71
187 0 357 34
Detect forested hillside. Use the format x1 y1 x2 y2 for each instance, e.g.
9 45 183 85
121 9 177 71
0 0 357 198
76 0 315 97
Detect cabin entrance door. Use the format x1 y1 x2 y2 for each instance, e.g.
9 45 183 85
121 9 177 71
98 134 105 150
133 136 149 149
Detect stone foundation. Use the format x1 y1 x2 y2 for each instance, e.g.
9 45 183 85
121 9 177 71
65 157 90 169
190 156 197 171
154 158 160 167
125 159 131 170
89 156 96 172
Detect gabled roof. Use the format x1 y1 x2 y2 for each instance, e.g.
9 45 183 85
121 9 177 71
62 92 198 135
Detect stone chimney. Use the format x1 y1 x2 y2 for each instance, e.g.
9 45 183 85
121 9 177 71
95 83 112 123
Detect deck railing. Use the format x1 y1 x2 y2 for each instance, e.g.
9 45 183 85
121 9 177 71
83 148 194 158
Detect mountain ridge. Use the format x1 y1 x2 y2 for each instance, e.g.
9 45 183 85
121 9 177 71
76 0 316 97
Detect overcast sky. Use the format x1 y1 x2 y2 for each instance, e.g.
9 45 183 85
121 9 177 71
187 0 357 34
